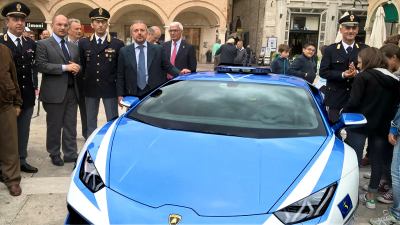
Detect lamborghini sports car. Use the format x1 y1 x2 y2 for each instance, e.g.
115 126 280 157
65 66 365 225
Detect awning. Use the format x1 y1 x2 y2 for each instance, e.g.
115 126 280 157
383 3 399 23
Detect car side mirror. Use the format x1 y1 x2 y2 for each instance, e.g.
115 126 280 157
332 113 367 132
120 96 140 108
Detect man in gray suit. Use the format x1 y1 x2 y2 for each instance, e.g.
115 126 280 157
35 14 81 166
117 21 190 100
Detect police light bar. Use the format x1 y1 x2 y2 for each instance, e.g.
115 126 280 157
216 66 271 74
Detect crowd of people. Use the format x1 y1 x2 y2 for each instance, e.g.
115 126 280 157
212 37 255 67
0 1 399 224
0 1 196 197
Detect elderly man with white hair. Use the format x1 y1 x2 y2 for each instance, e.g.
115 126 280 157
163 21 197 77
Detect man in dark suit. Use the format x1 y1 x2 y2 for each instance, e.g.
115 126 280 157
79 8 124 137
163 21 197 74
319 14 367 123
36 14 81 166
0 2 38 173
117 21 190 100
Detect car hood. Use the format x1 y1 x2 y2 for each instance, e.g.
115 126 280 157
108 117 327 216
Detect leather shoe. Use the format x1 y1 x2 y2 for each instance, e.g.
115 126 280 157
50 155 64 166
8 184 22 196
63 156 77 163
20 163 38 173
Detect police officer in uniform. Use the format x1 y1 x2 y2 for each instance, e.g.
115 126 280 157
1 2 38 173
319 13 368 123
79 8 124 137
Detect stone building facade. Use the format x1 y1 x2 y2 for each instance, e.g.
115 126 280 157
229 0 369 60
0 0 228 63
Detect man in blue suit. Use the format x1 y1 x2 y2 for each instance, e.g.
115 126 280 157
117 21 190 100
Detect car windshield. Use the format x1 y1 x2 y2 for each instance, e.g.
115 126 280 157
128 80 326 138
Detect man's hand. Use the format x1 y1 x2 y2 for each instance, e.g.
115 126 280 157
118 96 124 108
66 61 81 75
14 106 21 117
180 69 191 75
389 133 398 145
343 69 356 78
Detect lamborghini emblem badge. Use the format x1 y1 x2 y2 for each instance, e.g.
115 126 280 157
169 214 182 225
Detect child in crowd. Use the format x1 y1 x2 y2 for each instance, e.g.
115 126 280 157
287 43 317 83
368 44 400 225
342 47 399 210
270 44 290 74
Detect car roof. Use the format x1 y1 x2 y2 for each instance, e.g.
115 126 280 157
175 71 311 89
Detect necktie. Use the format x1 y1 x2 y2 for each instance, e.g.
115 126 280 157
60 39 71 61
170 42 177 65
346 46 353 55
16 37 23 54
167 42 178 80
97 38 102 45
137 45 146 90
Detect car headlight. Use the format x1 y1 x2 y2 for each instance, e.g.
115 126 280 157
79 152 105 193
274 183 337 224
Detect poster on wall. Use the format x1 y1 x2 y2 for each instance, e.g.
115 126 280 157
267 37 277 51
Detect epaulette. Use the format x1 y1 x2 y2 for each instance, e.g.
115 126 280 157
89 34 94 42
355 43 359 48
3 34 8 42
336 43 341 49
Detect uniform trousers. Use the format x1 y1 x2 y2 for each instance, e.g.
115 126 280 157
42 88 78 159
86 97 118 137
0 106 21 186
17 106 33 165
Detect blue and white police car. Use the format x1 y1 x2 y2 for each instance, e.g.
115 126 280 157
65 66 365 225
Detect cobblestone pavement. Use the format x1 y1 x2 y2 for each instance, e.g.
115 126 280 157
0 64 390 224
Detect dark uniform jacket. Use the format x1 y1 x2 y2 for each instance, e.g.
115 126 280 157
79 34 124 98
0 43 22 112
0 33 37 109
319 41 367 109
163 40 197 72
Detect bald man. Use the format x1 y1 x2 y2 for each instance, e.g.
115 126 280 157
146 26 161 44
36 14 81 166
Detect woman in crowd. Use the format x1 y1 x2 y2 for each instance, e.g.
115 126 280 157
287 43 317 83
342 47 399 209
368 44 400 224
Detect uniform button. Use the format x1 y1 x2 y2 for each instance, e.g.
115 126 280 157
347 88 350 91
96 79 99 82
97 63 100 66
22 65 25 68
23 75 25 78
22 85 25 88
97 55 100 58
96 71 99 74
347 80 350 82
22 56 24 59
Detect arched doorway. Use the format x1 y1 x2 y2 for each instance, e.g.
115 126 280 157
172 6 220 62
110 5 165 44
55 3 94 38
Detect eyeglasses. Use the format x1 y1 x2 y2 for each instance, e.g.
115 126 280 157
305 48 316 52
